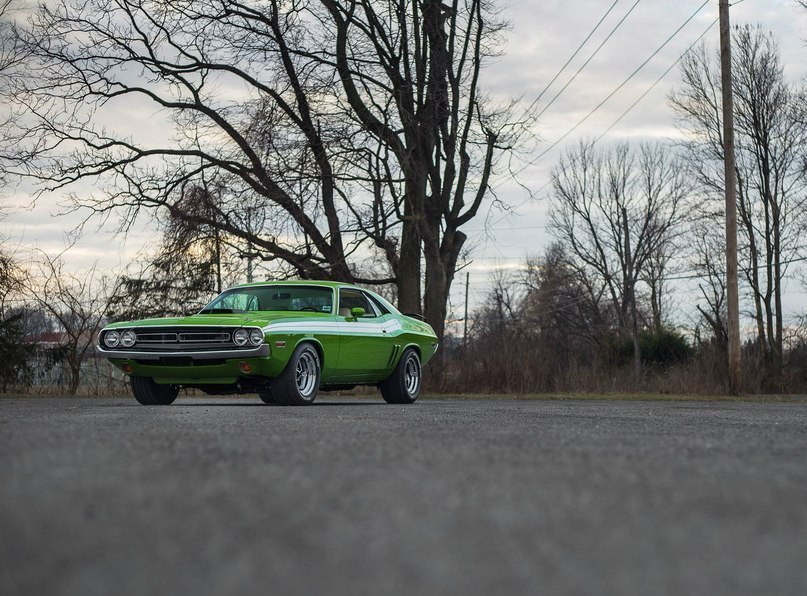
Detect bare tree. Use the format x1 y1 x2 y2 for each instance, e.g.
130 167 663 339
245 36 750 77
549 140 687 378
0 240 23 310
0 0 19 188
690 219 729 349
319 0 518 338
7 0 520 341
9 1 366 279
670 25 807 380
520 244 604 381
26 251 115 395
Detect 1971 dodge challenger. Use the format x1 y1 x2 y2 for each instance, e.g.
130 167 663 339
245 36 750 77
97 281 438 406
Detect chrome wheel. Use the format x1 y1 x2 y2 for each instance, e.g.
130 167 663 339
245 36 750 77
404 354 420 395
295 350 318 397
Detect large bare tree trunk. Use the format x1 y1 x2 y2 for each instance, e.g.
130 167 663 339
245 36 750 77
398 214 422 316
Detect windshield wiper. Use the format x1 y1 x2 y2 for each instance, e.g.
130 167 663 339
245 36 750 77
199 308 235 314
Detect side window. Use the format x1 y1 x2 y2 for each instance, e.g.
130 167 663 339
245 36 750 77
338 289 376 318
363 292 389 315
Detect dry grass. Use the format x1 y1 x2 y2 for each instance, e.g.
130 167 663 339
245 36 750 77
423 392 807 403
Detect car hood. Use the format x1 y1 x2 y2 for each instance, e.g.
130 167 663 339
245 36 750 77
104 312 330 329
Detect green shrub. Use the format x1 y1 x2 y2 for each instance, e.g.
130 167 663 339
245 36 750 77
610 329 693 368
0 314 35 390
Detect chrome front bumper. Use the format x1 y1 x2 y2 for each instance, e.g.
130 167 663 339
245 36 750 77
96 344 270 360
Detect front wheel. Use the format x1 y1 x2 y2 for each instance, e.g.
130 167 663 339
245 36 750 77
379 348 421 404
272 343 321 406
258 391 276 404
130 377 179 405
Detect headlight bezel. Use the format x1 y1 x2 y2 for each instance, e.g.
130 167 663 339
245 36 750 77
249 328 264 346
233 328 249 346
104 330 120 348
120 329 136 348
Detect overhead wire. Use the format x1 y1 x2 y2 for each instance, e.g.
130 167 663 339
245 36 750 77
516 0 625 122
457 1 766 305
480 0 713 234
533 0 643 120
594 15 718 143
529 0 710 165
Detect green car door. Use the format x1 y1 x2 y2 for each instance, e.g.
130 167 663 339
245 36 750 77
334 288 399 380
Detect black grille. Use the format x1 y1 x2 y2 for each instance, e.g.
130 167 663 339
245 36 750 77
136 332 179 344
177 332 231 343
129 326 245 352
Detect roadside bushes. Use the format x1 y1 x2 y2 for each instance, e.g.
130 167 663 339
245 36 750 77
609 329 693 369
0 313 35 391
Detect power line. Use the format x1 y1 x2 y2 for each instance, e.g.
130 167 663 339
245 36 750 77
595 16 718 143
535 0 643 120
482 1 713 235
517 0 625 121
456 253 807 284
532 0 710 163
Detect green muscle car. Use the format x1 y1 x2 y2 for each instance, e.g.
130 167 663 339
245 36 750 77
97 281 438 406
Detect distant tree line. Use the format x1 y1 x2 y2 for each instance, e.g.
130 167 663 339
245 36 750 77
441 25 807 394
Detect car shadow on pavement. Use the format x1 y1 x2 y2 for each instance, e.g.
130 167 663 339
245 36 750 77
169 401 389 407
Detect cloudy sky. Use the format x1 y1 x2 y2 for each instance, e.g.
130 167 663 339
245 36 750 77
3 0 807 323
453 0 807 322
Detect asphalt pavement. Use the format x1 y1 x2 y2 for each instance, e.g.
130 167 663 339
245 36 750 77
1 396 806 596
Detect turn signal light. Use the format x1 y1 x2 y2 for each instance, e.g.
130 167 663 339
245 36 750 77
121 363 134 374
239 361 253 374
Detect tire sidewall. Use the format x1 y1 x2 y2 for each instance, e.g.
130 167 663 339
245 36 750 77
131 377 178 405
258 391 276 404
399 350 421 403
379 348 421 404
282 343 321 404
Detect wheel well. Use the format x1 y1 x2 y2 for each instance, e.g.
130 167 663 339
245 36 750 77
403 343 421 361
297 338 324 367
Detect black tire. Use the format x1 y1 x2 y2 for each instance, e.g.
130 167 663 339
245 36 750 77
272 343 321 406
258 391 276 404
379 348 421 404
130 376 179 406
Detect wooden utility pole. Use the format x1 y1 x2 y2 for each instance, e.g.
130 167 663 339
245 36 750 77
463 272 470 347
719 0 741 394
622 207 641 381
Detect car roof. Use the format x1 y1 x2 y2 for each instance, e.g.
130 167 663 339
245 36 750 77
225 280 401 314
230 280 359 290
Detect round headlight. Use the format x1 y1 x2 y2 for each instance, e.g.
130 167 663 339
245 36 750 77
120 330 136 348
233 329 249 346
249 328 264 346
104 330 120 348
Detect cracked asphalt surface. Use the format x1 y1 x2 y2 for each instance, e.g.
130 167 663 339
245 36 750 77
1 396 806 596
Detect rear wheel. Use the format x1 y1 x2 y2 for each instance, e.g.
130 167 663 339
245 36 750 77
379 348 421 404
273 343 320 406
130 377 179 406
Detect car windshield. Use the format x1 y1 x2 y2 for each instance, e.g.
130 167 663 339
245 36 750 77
200 285 334 314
